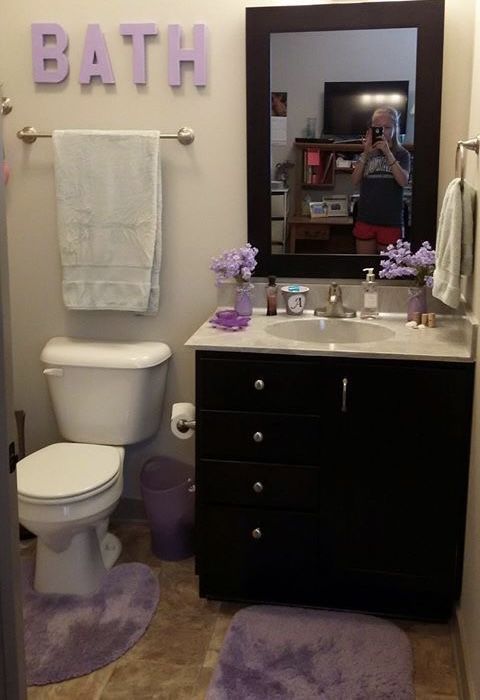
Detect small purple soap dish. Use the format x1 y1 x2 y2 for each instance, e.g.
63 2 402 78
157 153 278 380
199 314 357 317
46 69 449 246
209 309 251 331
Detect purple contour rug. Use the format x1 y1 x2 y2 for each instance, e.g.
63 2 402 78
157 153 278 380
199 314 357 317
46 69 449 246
206 605 414 700
22 558 159 686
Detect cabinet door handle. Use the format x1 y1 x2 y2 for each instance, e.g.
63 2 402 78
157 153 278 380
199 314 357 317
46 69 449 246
252 527 262 540
253 431 264 443
341 377 348 413
253 481 264 493
254 379 265 391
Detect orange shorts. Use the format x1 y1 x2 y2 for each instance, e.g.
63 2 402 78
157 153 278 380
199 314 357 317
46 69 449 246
353 221 402 246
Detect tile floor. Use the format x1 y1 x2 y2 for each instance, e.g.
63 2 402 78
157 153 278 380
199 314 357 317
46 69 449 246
25 523 460 699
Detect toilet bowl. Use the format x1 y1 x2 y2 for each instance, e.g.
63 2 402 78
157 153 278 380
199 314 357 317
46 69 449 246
17 337 171 595
18 443 124 595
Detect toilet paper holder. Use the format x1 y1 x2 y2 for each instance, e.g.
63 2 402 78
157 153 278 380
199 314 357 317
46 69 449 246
176 418 196 433
171 402 196 440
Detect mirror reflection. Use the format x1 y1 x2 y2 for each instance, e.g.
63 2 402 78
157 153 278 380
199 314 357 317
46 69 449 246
270 28 417 256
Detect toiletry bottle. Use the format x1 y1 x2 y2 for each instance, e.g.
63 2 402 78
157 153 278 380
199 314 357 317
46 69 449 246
301 193 312 216
266 276 278 315
360 268 379 319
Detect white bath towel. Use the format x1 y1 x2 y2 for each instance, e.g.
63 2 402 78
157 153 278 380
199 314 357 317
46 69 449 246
432 177 475 308
53 130 162 313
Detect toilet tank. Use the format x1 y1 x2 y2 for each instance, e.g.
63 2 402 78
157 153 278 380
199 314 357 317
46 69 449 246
41 337 172 445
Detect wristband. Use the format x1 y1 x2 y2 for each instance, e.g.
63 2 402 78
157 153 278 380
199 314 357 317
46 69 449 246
388 159 398 167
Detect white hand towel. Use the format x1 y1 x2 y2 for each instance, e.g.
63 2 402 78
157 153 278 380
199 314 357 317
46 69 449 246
53 130 162 313
432 177 475 308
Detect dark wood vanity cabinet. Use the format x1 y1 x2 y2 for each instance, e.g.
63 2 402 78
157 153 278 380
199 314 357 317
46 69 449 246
195 350 474 620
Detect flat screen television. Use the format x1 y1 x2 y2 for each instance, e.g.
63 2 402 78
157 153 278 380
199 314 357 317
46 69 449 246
323 80 409 138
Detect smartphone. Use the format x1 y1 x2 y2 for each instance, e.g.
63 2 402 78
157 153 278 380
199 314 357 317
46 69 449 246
371 126 384 143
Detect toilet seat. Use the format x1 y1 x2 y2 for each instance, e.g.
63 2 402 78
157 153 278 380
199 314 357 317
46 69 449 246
17 443 122 504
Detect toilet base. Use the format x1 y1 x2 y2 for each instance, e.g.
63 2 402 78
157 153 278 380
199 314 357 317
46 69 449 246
34 528 122 595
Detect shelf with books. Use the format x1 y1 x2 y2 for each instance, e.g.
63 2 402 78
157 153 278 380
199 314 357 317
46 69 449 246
301 147 335 187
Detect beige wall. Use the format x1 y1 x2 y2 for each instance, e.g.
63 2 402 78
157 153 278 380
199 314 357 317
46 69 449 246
457 0 480 696
0 0 478 566
1 0 476 487
3 0 480 692
2 0 258 497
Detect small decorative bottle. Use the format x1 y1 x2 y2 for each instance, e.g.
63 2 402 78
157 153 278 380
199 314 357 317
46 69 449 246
266 276 278 316
360 267 379 319
301 193 312 216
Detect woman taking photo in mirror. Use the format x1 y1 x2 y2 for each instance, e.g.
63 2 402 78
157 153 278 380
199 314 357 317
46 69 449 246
352 107 410 254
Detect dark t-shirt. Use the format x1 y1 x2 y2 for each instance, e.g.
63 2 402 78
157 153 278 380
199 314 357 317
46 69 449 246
356 147 410 227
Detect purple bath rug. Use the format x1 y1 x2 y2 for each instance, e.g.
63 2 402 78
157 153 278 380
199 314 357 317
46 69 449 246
22 558 159 686
206 605 414 700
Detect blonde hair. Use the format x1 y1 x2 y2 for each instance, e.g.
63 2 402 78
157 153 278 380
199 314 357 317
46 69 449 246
371 107 402 151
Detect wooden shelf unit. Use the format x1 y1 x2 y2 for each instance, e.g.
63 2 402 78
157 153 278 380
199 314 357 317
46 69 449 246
288 215 353 254
290 142 358 252
289 141 414 253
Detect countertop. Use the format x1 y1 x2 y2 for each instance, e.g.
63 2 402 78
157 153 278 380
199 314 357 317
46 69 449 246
185 310 477 362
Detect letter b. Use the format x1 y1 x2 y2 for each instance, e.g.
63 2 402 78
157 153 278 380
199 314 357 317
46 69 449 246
32 23 69 83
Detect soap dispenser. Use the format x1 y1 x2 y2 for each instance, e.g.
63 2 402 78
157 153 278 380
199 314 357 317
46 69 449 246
361 268 379 319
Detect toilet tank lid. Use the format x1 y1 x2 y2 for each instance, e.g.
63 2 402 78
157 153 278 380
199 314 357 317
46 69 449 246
41 337 172 369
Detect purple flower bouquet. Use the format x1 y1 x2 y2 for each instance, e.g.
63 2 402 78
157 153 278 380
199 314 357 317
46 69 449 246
379 240 435 287
210 243 258 285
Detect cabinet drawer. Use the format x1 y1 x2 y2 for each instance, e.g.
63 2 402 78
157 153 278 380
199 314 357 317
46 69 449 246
198 505 322 603
198 410 327 465
197 355 348 414
197 460 321 510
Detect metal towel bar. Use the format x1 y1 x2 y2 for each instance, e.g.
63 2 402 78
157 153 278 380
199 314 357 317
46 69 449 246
16 125 195 145
455 135 480 187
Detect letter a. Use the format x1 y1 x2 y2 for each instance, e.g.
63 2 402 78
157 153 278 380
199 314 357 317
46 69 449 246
79 24 115 84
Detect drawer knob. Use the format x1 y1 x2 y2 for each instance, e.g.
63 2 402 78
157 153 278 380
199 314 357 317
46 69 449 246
253 431 264 443
254 379 265 391
253 481 264 494
252 527 262 540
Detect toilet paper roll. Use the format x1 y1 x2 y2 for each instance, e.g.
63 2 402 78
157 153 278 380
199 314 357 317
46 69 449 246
171 402 196 440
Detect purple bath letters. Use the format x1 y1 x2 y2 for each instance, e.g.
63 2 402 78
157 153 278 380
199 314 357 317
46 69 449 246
31 22 207 86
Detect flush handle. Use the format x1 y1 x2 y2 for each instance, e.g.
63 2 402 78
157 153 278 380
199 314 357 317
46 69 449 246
341 377 348 413
8 442 17 474
252 528 262 540
43 368 64 377
254 379 265 391
253 431 263 443
253 481 264 494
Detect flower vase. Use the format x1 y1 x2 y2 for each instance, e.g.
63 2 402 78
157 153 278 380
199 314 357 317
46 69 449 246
407 286 427 321
235 283 254 317
216 279 236 312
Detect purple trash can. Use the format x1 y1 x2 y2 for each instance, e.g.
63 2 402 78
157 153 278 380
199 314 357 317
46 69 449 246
140 457 195 561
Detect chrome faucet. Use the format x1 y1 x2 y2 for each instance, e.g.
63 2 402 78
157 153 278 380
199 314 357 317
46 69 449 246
314 283 356 318
326 283 344 316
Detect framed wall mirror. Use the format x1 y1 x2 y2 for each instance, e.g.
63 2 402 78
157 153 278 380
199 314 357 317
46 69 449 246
246 1 444 278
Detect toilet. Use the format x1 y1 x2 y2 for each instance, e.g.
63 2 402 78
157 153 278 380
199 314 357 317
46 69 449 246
17 337 171 595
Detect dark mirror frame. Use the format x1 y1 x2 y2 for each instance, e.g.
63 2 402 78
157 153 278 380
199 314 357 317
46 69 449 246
246 0 444 279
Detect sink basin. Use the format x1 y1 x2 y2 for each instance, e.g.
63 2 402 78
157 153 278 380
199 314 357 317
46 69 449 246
266 318 395 344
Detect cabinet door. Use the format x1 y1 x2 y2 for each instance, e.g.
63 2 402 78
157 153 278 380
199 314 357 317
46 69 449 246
198 505 323 604
331 361 473 615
